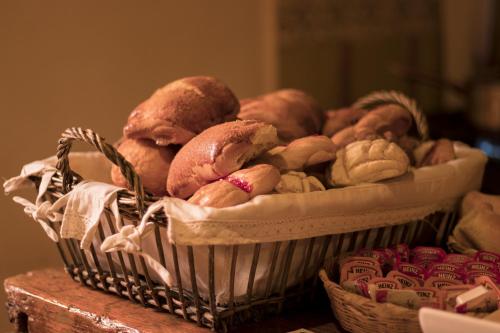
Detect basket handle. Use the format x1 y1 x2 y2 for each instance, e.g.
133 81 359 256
56 127 146 215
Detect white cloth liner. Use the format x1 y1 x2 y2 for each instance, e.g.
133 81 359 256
3 143 488 304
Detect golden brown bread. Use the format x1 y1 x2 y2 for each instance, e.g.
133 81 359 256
238 89 323 142
124 76 239 146
166 120 278 198
414 139 456 167
330 104 413 149
257 135 337 171
188 164 280 208
322 108 368 137
111 138 176 196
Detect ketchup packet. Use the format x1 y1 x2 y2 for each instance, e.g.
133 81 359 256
455 285 498 313
396 262 426 280
392 244 410 263
341 275 370 297
414 287 445 309
411 247 447 263
372 289 421 309
464 261 499 274
368 277 402 290
340 262 382 283
444 254 472 265
475 276 500 300
387 270 422 288
466 270 500 284
427 270 464 282
340 256 380 268
474 251 500 264
424 276 462 289
427 262 464 276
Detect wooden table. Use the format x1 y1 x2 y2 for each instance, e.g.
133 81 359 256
4 269 343 333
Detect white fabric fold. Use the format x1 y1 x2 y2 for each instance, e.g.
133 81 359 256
12 197 61 241
3 160 57 194
55 181 122 249
100 201 174 286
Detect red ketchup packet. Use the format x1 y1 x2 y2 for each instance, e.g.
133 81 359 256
474 251 500 264
368 277 402 290
414 287 445 309
392 244 410 263
455 285 499 313
387 270 422 288
424 276 462 289
340 262 382 283
426 270 465 282
444 254 473 265
464 261 499 274
396 262 426 280
465 270 500 284
427 262 463 275
411 247 447 263
341 273 372 297
475 276 500 297
340 256 380 268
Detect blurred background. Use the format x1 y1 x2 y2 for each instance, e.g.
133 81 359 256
1 0 499 330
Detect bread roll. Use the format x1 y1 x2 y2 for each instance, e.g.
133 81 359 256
111 138 175 196
188 164 280 208
330 104 413 148
238 89 323 142
329 139 409 186
414 139 456 167
275 171 325 193
167 120 278 198
322 108 368 137
257 135 337 171
124 76 239 146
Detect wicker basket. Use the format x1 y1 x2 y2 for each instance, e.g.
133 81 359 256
30 125 464 332
10 93 486 332
320 263 423 333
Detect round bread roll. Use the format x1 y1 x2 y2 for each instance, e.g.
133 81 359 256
322 108 368 137
238 89 323 142
257 135 337 171
414 139 456 167
275 171 325 193
329 139 410 186
124 76 239 146
330 104 413 148
167 120 279 198
111 138 176 196
188 164 280 208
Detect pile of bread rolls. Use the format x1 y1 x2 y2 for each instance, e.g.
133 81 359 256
111 76 456 208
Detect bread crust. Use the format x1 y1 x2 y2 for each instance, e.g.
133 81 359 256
124 76 240 145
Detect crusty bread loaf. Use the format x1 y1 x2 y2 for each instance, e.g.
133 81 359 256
111 138 176 196
188 164 280 208
238 89 323 142
167 120 278 198
330 104 413 148
414 139 456 167
329 139 409 186
257 135 337 171
322 108 368 137
124 76 239 146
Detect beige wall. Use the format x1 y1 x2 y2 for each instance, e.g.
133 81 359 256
0 1 275 330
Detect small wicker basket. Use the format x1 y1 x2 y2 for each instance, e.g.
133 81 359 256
319 267 421 333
